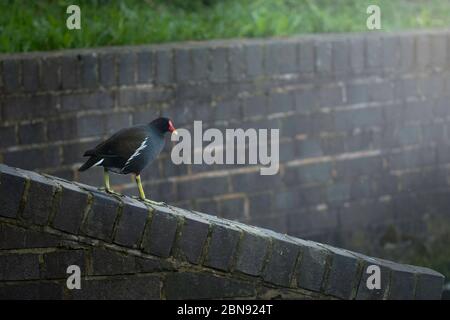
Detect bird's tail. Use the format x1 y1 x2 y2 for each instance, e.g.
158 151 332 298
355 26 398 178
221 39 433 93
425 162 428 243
78 156 101 172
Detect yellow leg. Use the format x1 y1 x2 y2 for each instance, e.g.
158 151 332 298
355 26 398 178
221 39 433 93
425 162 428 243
135 174 164 206
103 168 121 196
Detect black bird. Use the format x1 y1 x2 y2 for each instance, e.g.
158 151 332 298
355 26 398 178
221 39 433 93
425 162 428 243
78 117 177 204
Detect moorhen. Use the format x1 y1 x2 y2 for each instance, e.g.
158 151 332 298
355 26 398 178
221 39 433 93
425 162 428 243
78 117 177 205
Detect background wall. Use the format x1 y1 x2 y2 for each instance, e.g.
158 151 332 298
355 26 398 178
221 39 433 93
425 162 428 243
1 30 450 275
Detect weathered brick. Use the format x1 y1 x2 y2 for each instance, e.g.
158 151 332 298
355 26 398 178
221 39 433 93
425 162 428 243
382 36 400 71
42 250 86 279
298 40 315 74
265 41 297 74
174 48 192 83
40 57 60 90
416 34 431 71
137 50 154 83
414 266 445 300
322 245 362 299
91 247 135 276
210 47 228 82
297 162 333 184
4 146 60 170
205 223 241 271
0 164 27 219
355 256 390 300
315 40 332 75
22 59 39 92
430 33 447 70
0 282 63 300
235 231 270 276
82 191 121 241
245 43 264 77
155 49 173 84
175 215 210 264
18 122 46 145
113 196 149 248
332 38 349 75
18 170 58 225
69 275 161 299
0 125 17 149
294 86 317 113
228 45 245 81
2 59 21 93
60 55 79 90
52 180 90 234
99 53 116 87
165 272 255 299
142 209 179 258
80 53 98 88
118 52 136 85
296 241 329 292
0 253 40 280
262 236 300 286
177 176 229 201
399 36 415 73
191 47 209 80
268 92 294 113
0 223 60 249
349 37 365 74
366 36 382 71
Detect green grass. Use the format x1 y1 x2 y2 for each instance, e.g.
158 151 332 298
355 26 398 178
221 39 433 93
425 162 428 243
1 0 450 53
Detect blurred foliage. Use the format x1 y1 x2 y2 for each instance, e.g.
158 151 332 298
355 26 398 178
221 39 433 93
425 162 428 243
1 0 450 53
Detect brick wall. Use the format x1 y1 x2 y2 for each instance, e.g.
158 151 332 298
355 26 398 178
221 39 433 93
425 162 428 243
0 164 444 299
1 30 450 260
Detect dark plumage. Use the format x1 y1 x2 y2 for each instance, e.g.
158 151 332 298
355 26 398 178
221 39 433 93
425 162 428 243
78 117 177 204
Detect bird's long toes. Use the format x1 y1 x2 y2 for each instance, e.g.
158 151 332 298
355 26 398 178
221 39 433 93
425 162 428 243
142 199 166 206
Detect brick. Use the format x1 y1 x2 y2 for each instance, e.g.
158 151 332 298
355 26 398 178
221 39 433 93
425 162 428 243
219 197 245 220
0 253 40 280
113 197 149 248
22 59 39 92
52 180 90 234
3 146 60 170
355 257 390 300
142 209 179 258
99 53 116 87
205 224 241 271
242 95 267 117
319 85 343 107
382 36 400 71
368 81 394 102
83 192 121 241
0 164 27 219
416 34 431 71
336 156 382 178
191 47 209 80
174 48 191 83
430 33 447 70
346 82 368 105
315 40 332 75
0 125 17 149
176 215 210 264
2 94 58 121
80 53 98 88
2 59 21 93
0 224 60 249
262 237 300 286
297 162 332 184
177 176 229 201
215 98 241 120
235 231 270 276
69 276 160 299
18 122 45 145
399 36 415 73
165 272 255 299
268 92 294 113
384 262 416 300
40 57 60 90
210 47 228 82
326 182 350 202
245 43 264 77
118 52 136 85
0 282 63 300
155 49 173 84
42 250 86 279
60 55 79 90
296 242 329 292
231 171 281 193
332 38 349 75
137 50 154 83
18 170 58 225
322 245 362 299
334 107 383 131
414 266 445 300
229 45 245 81
349 37 365 74
294 87 317 113
91 248 135 276
366 36 382 71
298 40 314 74
265 41 297 74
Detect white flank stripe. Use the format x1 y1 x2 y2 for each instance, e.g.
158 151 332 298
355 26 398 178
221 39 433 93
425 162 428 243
124 137 148 168
93 159 104 166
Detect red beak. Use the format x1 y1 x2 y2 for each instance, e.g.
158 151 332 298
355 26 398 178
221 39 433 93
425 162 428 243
168 121 177 134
